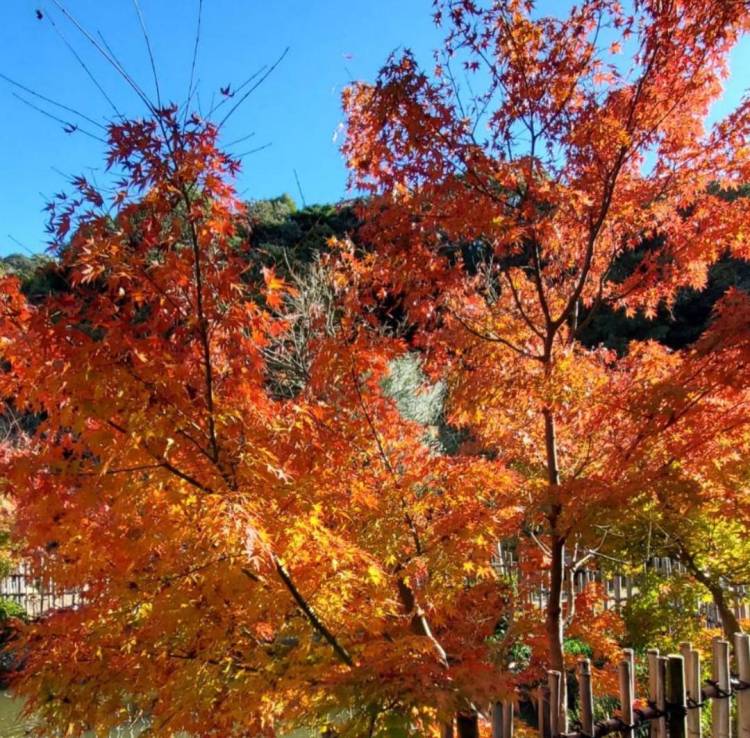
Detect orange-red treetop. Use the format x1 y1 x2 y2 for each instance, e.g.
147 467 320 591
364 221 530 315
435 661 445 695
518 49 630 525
344 0 750 328
341 0 750 504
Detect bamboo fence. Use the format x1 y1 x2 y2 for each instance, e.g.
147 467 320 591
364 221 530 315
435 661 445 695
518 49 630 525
474 636 750 738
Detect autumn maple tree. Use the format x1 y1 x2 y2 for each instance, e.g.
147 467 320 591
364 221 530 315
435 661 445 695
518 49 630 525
0 104 518 738
2 1 750 736
341 0 750 729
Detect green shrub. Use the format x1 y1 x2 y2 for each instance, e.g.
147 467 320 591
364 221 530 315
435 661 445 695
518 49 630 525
0 597 27 622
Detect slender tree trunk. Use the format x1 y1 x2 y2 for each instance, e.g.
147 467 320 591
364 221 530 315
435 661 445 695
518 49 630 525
708 581 743 639
396 577 449 666
546 535 566 673
675 544 743 639
546 531 567 731
542 409 567 732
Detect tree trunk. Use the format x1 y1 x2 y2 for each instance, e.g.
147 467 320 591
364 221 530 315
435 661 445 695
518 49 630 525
396 577 449 666
457 713 479 738
708 581 743 639
546 535 566 673
543 409 568 732
546 532 567 732
675 544 743 639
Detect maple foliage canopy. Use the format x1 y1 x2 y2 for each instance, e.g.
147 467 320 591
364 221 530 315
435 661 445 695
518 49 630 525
1 1 750 736
0 109 518 734
341 0 750 729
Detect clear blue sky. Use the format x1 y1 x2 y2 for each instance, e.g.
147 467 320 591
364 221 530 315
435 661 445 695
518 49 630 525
0 1 748 256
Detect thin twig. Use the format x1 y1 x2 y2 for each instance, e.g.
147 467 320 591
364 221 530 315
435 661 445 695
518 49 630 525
294 168 307 208
208 66 265 118
6 235 39 258
0 73 105 129
224 131 256 148
11 93 105 142
185 0 203 120
132 0 162 109
48 0 155 113
447 306 540 360
234 143 272 159
43 9 123 118
218 46 290 129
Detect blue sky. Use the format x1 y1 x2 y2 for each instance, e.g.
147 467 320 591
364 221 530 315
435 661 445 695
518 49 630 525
0 1 748 256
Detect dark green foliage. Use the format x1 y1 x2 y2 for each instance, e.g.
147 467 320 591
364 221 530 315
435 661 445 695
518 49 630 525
579 258 750 353
241 195 360 272
580 185 750 352
0 253 66 302
0 253 42 280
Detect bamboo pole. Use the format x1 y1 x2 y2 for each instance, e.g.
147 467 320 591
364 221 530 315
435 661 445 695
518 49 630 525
504 700 514 738
667 655 687 738
549 671 563 738
619 657 634 735
734 633 750 738
712 638 731 738
680 643 702 738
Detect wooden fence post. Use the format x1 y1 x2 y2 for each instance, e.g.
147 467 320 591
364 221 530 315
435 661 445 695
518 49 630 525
712 638 731 738
457 713 479 738
579 659 595 738
539 687 551 738
734 633 750 738
657 655 669 738
493 701 514 738
649 649 666 738
549 671 562 738
680 643 702 738
667 655 687 738
619 656 635 735
624 648 636 699
492 702 503 738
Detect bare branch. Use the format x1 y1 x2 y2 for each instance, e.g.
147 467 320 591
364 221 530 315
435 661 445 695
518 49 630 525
0 73 105 130
265 559 355 667
218 46 290 129
43 10 123 118
185 0 204 118
48 0 155 113
11 92 105 143
131 0 162 109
